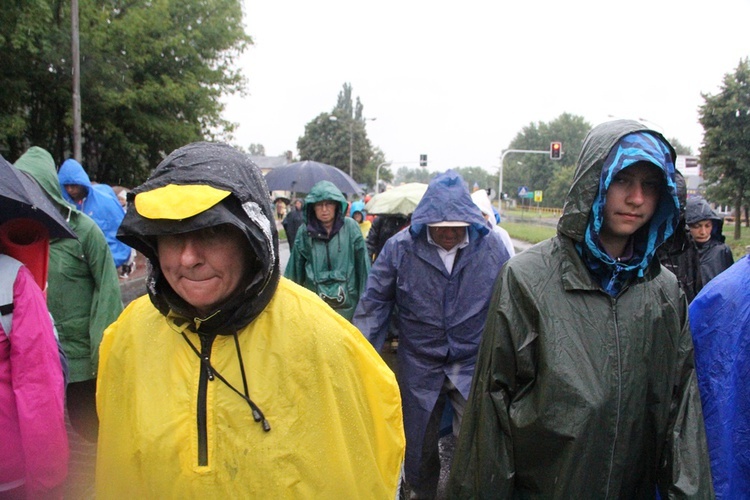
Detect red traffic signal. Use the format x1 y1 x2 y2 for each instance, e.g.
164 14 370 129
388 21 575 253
550 142 562 160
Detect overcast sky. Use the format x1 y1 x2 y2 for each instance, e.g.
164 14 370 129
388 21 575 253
223 0 750 174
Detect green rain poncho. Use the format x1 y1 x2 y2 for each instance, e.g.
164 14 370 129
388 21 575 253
448 120 713 499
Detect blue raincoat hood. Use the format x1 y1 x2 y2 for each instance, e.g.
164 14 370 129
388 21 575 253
57 158 132 267
58 158 92 201
410 170 489 239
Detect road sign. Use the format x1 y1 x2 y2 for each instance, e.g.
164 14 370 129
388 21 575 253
518 186 529 197
534 190 543 202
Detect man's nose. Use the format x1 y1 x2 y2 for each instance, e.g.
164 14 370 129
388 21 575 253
179 237 204 266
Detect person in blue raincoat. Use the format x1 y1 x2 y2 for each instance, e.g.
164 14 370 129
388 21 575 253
689 255 750 499
353 170 510 499
58 158 132 270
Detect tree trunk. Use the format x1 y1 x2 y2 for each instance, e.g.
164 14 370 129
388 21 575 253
734 184 743 239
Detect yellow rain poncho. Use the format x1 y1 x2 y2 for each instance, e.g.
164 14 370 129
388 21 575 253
96 142 404 497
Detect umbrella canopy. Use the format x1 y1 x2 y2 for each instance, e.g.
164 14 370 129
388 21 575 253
365 183 428 215
0 155 77 239
264 160 363 195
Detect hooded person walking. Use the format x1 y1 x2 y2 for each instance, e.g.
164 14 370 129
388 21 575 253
354 170 510 498
284 180 370 321
685 197 734 284
58 158 133 270
96 142 404 498
448 120 713 498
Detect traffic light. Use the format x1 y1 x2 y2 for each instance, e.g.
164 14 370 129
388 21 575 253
550 142 562 160
419 154 428 167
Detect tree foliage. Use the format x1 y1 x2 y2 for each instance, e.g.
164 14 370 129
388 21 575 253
393 166 434 185
297 83 381 189
248 143 266 155
501 113 591 208
668 137 693 156
0 0 250 186
699 58 750 239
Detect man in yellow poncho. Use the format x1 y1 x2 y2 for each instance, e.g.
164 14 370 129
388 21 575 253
95 142 405 498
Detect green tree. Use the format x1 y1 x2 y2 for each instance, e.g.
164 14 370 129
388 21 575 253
454 166 496 194
297 83 378 188
699 58 750 239
668 137 693 156
393 166 433 184
502 113 591 208
248 144 266 155
0 0 250 186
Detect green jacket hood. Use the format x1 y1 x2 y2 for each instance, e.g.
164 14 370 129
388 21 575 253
14 147 74 212
557 120 680 296
303 181 348 224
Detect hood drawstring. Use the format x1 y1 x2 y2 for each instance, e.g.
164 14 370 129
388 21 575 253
177 324 271 432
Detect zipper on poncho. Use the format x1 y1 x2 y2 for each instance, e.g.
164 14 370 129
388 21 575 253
604 299 623 498
197 333 215 466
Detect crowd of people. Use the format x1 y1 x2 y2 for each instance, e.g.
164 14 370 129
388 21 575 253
1 118 747 498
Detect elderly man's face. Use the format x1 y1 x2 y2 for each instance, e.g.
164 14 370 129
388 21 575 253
314 200 336 226
428 226 466 251
157 224 247 316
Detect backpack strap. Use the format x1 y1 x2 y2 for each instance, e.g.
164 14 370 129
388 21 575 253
0 255 23 337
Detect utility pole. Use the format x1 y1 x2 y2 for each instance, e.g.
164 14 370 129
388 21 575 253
71 0 82 161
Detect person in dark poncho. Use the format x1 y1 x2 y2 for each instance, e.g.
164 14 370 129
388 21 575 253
281 198 304 250
656 170 704 302
448 120 713 498
685 197 734 284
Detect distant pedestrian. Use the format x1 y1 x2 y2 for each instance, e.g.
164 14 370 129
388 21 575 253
281 198 304 249
285 181 370 321
685 197 734 284
354 170 509 499
471 188 515 257
58 158 134 272
351 208 371 238
449 120 713 498
656 171 704 302
366 214 411 262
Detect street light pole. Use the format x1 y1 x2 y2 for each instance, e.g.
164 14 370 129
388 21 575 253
498 149 553 209
348 120 354 178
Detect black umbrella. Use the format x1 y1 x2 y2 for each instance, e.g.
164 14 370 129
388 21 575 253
264 160 363 195
0 155 77 239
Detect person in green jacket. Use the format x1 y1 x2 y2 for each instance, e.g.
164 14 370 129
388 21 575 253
14 147 123 442
448 120 713 498
284 181 370 321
